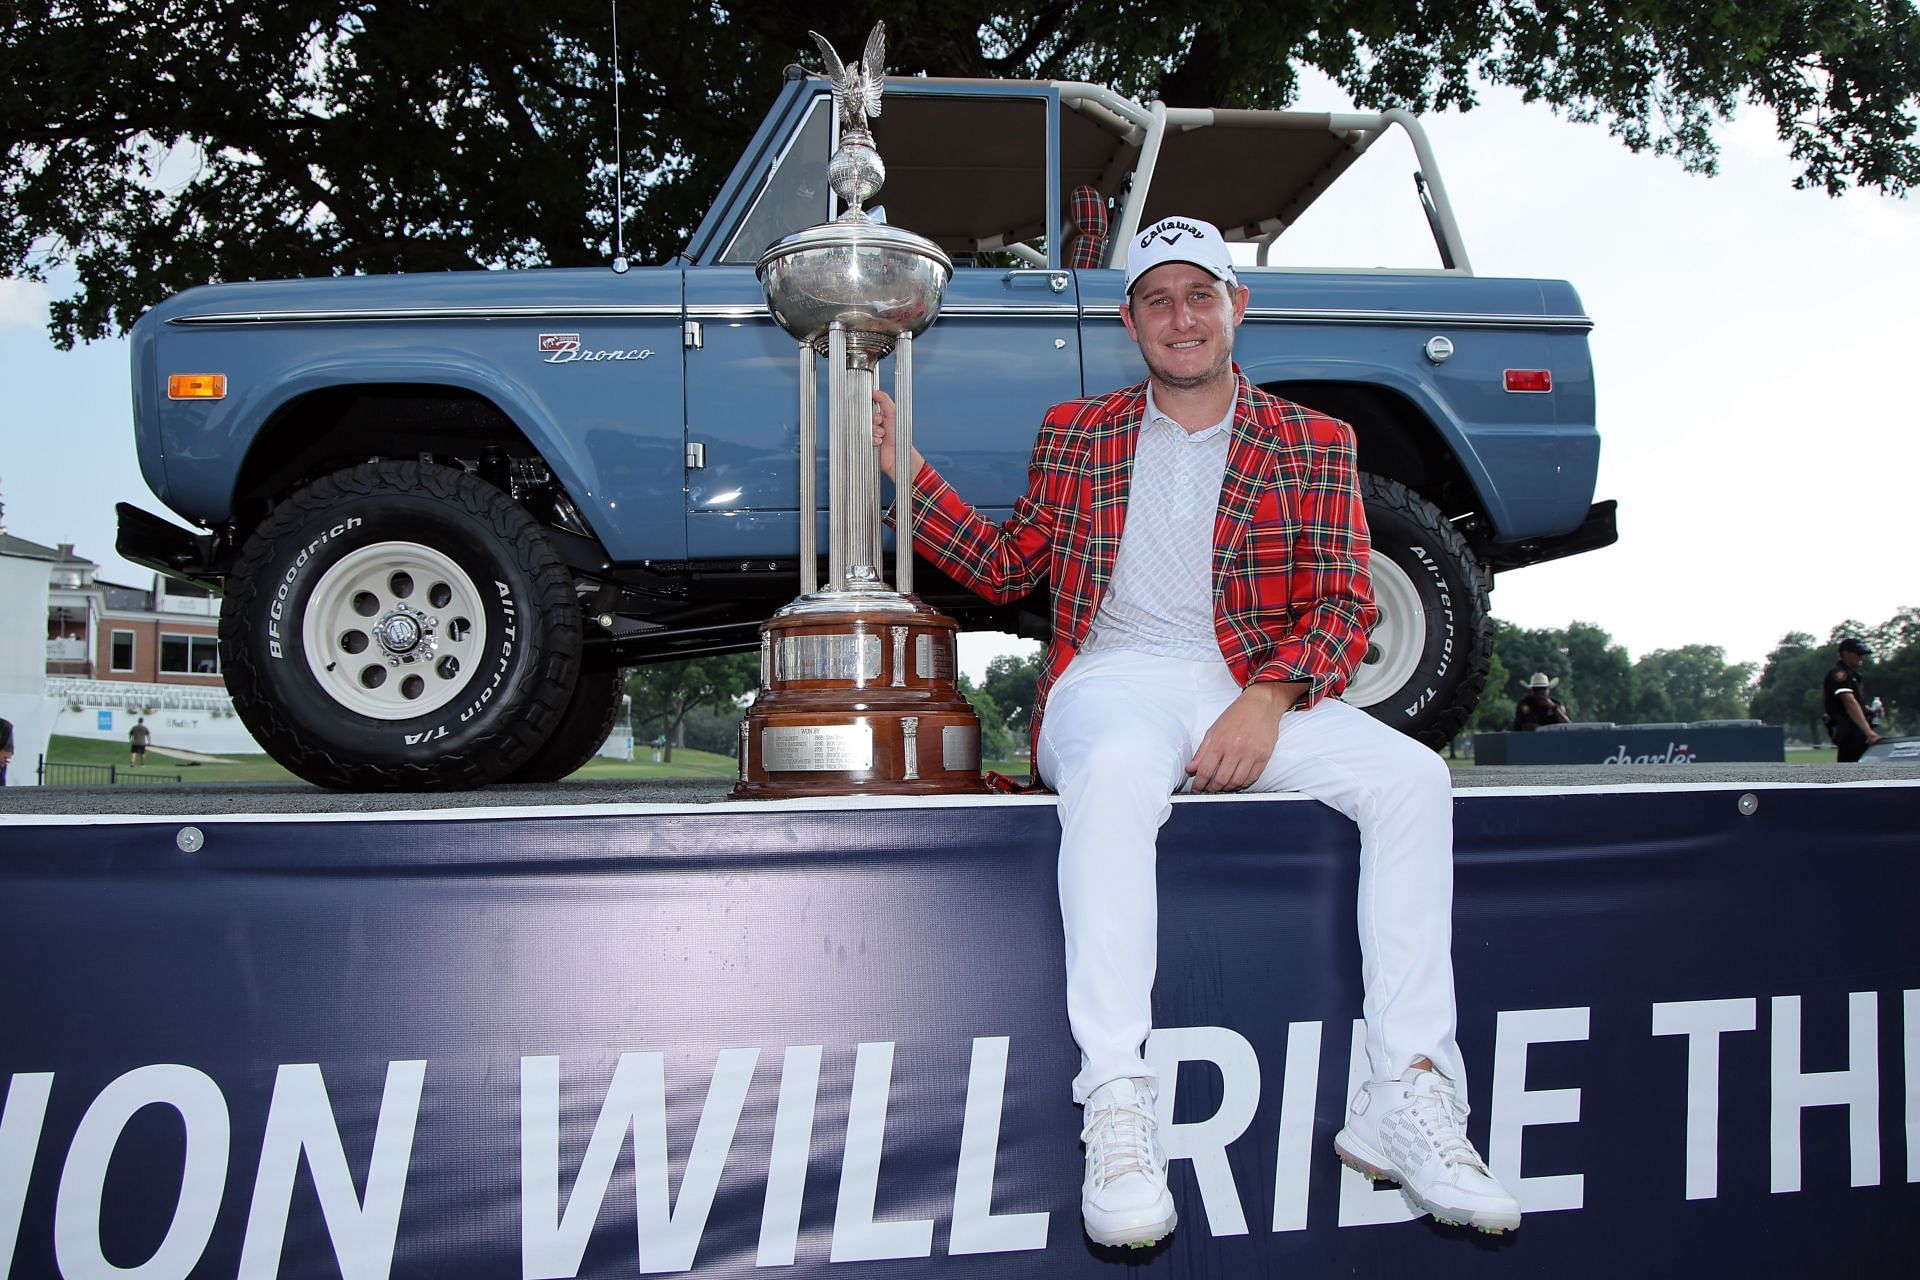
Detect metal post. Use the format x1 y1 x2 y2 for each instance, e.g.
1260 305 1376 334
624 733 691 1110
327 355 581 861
894 332 914 597
845 353 880 582
827 324 848 591
797 343 817 595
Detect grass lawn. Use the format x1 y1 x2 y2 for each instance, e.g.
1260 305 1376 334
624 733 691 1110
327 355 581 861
45 735 302 785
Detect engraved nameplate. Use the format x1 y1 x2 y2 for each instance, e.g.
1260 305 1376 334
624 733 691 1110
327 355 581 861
942 724 980 771
761 723 874 771
777 633 881 682
915 634 954 681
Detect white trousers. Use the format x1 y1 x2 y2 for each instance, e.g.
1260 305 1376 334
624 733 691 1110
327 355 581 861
1035 647 1464 1103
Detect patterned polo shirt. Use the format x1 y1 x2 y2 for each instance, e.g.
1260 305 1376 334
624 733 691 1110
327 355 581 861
1082 388 1234 661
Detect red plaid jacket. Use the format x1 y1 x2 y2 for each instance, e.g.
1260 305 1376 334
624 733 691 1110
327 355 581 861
906 371 1379 760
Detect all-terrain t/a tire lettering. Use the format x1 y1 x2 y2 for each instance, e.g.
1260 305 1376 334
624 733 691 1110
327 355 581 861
219 462 582 790
1344 473 1492 748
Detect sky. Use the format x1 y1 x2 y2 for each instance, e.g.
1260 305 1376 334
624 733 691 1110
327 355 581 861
2 80 1915 688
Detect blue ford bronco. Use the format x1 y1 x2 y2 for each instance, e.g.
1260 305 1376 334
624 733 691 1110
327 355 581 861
118 69 1616 789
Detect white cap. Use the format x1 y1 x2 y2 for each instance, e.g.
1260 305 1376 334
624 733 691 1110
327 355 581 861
1125 217 1238 295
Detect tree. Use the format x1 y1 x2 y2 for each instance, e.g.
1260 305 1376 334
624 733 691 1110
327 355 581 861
10 0 1919 346
1627 645 1755 723
959 675 1020 765
625 652 757 762
1562 621 1633 722
1467 650 1514 734
1865 606 1920 734
1749 631 1831 743
979 647 1043 738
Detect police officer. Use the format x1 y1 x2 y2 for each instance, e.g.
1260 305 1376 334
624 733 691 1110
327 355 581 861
1513 672 1571 731
1823 638 1883 763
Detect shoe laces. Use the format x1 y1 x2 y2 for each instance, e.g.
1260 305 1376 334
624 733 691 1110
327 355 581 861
1400 1073 1488 1173
1082 1090 1160 1189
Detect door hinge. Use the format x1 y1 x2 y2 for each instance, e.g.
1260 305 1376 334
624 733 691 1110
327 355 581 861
685 441 707 469
684 320 704 350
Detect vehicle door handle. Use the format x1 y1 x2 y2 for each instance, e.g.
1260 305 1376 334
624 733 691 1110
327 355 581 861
1003 269 1070 294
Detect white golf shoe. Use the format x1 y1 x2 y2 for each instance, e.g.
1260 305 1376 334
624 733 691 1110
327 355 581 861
1079 1077 1177 1248
1334 1066 1521 1233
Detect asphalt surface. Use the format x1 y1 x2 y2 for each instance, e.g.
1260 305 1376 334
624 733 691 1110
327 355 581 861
2 762 1916 818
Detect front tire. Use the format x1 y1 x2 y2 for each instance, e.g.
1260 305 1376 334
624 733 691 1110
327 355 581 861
1345 474 1491 747
219 461 582 790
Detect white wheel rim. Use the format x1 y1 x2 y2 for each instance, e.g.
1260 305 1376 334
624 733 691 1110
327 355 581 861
299 541 490 720
1344 552 1425 710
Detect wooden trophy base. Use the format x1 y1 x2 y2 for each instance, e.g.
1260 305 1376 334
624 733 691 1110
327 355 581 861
732 595 988 798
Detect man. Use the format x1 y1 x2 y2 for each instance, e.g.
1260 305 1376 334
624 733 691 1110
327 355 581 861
1824 638 1883 763
0 715 13 786
1512 672 1571 730
129 716 151 767
873 216 1517 1246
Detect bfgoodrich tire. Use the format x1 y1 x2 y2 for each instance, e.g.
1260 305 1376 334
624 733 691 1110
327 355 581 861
1344 474 1491 747
501 665 627 783
219 461 582 790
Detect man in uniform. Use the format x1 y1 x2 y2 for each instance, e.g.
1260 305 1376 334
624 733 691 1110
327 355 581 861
1823 637 1883 763
872 216 1518 1247
1512 672 1571 730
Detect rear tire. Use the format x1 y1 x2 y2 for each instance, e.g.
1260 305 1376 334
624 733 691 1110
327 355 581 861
219 461 582 790
1344 474 1491 747
502 666 627 783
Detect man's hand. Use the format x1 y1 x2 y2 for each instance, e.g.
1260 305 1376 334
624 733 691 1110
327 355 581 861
0 749 11 768
870 389 926 479
1187 681 1305 792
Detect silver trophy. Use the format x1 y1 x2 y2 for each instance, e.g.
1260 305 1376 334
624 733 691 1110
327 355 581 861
757 21 951 598
735 22 983 797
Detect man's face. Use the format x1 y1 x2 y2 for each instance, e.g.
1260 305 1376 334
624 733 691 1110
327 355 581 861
1121 263 1249 391
1842 649 1866 670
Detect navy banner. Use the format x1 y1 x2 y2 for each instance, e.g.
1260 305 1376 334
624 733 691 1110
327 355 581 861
2 783 1917 1277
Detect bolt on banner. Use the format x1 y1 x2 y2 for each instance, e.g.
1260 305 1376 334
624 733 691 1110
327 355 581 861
2 784 1917 1275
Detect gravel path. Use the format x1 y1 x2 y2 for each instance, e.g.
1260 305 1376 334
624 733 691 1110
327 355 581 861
3 762 1915 818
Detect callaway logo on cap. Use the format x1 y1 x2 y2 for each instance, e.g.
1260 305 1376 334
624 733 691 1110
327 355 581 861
1125 216 1238 294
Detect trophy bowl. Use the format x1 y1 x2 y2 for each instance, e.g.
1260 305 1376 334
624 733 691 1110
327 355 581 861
758 220 952 354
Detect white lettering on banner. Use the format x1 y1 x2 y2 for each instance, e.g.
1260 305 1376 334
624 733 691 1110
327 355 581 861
0 1074 54 1270
1490 1006 1588 1213
236 1061 426 1280
1270 1021 1323 1232
520 1049 759 1278
1146 1025 1262 1236
831 1041 934 1261
949 1036 1050 1255
1908 990 1920 1185
54 1064 230 1279
1336 1020 1422 1227
1770 993 1880 1193
755 1044 822 1267
1651 998 1758 1200
8 997 1918 1269
1600 742 1697 765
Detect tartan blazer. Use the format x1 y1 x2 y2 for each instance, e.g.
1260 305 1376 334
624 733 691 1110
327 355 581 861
907 370 1379 758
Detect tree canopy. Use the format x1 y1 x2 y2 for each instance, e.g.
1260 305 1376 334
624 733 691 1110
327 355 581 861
625 652 758 762
7 0 1918 346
